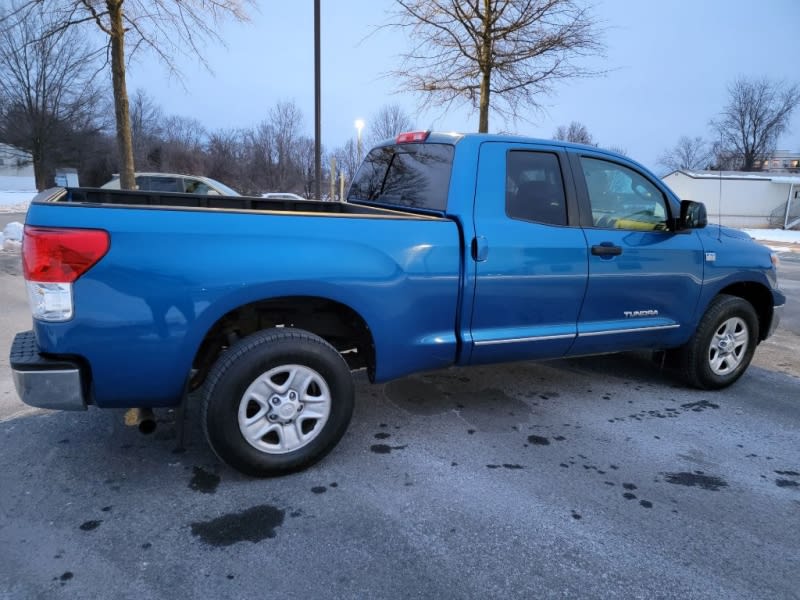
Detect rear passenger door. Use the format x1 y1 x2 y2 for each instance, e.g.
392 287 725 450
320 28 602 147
468 142 589 364
567 153 704 355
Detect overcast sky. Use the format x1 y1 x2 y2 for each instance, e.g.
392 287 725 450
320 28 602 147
126 0 799 173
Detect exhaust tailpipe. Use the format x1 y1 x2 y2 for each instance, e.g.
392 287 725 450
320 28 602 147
124 407 157 434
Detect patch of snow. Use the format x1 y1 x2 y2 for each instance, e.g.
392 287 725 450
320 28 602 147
0 175 35 191
680 171 800 184
3 238 21 252
3 221 23 241
742 228 800 244
0 190 34 213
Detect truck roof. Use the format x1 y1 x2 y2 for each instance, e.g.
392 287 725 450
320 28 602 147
381 131 625 159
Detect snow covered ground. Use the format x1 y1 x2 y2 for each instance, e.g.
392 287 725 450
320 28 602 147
1 188 799 250
742 228 800 247
0 191 35 214
0 176 36 214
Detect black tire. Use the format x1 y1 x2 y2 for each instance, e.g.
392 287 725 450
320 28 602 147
680 294 758 390
201 328 354 477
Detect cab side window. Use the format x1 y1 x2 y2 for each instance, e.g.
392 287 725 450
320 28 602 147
140 176 180 193
505 151 567 226
580 157 669 231
184 178 211 194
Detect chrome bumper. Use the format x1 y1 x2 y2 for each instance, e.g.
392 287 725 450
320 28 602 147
9 331 87 411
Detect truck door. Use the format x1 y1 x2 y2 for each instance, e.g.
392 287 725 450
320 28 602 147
567 153 704 355
467 142 589 364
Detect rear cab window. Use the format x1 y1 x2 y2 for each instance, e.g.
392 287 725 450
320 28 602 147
505 151 567 226
347 143 454 212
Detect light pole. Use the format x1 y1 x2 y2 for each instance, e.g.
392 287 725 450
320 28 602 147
314 0 321 200
354 119 365 165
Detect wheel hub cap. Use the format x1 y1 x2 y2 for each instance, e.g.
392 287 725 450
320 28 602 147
708 317 748 376
237 364 331 455
275 400 300 422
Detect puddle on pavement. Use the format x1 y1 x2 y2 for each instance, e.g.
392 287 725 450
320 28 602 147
663 471 729 491
189 466 220 494
190 504 285 546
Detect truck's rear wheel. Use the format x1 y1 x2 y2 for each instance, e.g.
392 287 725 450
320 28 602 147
202 328 354 476
680 294 758 390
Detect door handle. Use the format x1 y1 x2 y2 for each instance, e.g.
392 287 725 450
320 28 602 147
591 243 622 257
471 236 488 262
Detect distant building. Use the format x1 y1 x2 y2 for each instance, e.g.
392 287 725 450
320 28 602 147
0 143 33 178
0 143 35 191
752 150 800 174
663 170 800 229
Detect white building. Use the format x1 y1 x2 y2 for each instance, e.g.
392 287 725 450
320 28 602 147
754 150 800 174
662 170 800 229
0 143 35 191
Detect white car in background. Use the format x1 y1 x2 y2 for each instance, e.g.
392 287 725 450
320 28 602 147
261 192 307 200
102 173 240 196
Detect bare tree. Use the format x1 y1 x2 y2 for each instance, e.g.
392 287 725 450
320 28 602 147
242 120 275 193
8 0 253 189
386 0 604 132
711 77 799 171
553 121 594 145
159 115 207 174
129 89 164 170
368 104 414 145
270 101 304 191
658 136 712 172
604 145 627 157
205 128 244 191
295 136 318 198
0 2 104 189
333 139 359 186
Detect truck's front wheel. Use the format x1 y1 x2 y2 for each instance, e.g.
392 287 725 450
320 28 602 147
202 328 354 476
681 294 758 390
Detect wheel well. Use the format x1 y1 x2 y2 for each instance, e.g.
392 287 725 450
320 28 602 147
190 296 375 390
718 282 773 341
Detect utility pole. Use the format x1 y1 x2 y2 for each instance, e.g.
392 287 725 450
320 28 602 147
314 0 321 200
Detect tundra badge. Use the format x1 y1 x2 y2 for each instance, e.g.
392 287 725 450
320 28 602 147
624 309 659 318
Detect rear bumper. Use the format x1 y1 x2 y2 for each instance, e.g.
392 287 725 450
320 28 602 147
10 331 87 411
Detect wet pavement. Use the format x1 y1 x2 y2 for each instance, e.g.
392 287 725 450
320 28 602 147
0 237 798 600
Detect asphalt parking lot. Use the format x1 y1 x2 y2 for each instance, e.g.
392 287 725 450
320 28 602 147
0 220 798 599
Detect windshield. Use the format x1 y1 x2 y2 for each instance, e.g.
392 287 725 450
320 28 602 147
347 143 454 212
206 178 240 196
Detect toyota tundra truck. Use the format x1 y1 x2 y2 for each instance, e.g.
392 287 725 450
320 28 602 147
10 132 784 476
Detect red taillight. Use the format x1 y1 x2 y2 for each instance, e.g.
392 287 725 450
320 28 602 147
396 130 430 144
22 226 109 283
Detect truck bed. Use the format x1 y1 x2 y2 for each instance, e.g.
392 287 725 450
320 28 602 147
22 188 463 407
44 187 439 220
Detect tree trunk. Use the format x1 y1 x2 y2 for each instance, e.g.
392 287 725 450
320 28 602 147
108 0 135 189
479 69 490 133
32 155 46 191
478 0 492 133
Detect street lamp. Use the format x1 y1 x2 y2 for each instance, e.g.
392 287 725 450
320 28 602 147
354 119 365 165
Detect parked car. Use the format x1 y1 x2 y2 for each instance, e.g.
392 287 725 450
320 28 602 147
101 172 240 196
262 192 307 201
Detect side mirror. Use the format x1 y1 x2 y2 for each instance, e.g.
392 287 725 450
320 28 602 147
678 200 707 230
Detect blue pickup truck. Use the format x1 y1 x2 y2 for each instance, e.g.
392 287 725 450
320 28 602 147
10 132 784 476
